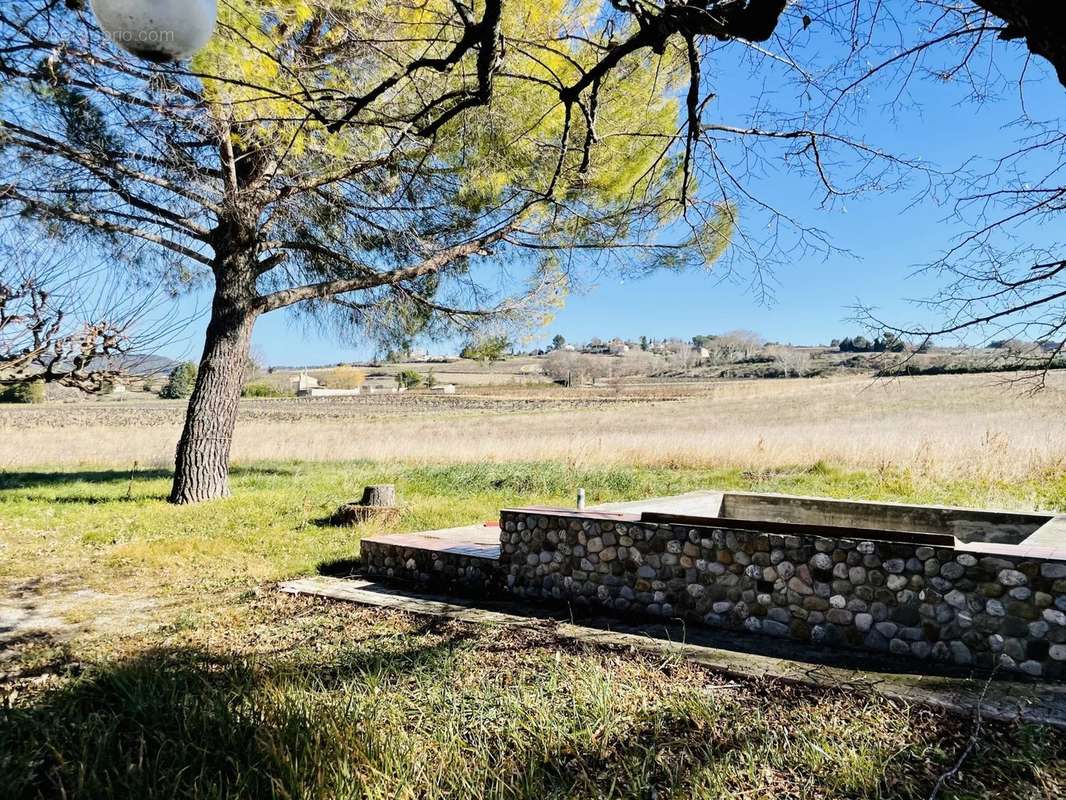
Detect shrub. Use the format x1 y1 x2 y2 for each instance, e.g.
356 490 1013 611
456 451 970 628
160 362 198 399
838 333 904 353
395 369 422 389
241 382 285 398
326 366 365 389
460 336 509 362
0 380 46 404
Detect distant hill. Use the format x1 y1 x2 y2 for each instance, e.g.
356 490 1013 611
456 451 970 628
107 352 181 377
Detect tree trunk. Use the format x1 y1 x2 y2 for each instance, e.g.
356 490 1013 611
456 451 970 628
169 289 258 504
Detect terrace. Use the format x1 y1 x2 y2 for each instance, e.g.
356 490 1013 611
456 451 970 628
361 491 1066 678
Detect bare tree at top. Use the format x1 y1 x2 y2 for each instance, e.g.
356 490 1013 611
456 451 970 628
0 227 181 391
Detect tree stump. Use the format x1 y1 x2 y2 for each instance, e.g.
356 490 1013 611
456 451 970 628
358 484 396 508
333 484 400 525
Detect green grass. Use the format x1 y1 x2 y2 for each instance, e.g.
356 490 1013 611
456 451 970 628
2 597 1065 799
2 460 1066 799
2 459 1063 594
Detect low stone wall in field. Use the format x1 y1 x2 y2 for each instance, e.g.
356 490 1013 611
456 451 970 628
499 509 1066 679
362 539 502 595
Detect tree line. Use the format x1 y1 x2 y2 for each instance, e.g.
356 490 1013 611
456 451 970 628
832 333 906 353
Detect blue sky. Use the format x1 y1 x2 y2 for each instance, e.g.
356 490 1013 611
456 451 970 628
158 21 1064 367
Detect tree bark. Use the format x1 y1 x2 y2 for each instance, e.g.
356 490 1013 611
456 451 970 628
169 253 259 504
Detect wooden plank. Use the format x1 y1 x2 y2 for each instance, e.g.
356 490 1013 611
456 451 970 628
362 524 503 560
362 536 500 560
278 576 1066 729
638 511 957 547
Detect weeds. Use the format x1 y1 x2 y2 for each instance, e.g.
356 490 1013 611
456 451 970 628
4 600 1064 800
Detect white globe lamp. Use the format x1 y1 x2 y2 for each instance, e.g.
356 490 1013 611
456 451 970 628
91 0 217 63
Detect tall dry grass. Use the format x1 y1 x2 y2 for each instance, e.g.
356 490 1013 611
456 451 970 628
3 373 1064 481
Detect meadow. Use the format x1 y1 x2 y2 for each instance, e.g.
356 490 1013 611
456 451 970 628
3 372 1065 483
2 373 1066 798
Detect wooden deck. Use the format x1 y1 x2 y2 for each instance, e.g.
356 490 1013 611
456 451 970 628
361 524 501 561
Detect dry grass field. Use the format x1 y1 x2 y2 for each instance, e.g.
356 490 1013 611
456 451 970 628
4 372 1065 484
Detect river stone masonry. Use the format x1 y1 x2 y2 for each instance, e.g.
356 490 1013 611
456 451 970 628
362 526 504 595
498 509 1066 679
357 492 1066 679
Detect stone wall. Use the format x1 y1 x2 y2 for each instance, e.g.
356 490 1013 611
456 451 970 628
362 539 502 595
499 509 1066 678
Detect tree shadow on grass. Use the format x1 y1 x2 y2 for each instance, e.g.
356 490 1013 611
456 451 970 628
0 630 478 800
307 511 361 529
0 468 173 492
0 641 746 800
0 465 300 503
3 634 1062 800
316 556 363 577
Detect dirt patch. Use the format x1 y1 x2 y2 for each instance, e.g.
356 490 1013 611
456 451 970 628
0 577 158 662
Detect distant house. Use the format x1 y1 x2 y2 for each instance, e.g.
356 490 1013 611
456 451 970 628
292 372 320 392
365 381 400 394
430 384 457 394
292 371 363 397
608 339 629 355
301 387 361 398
